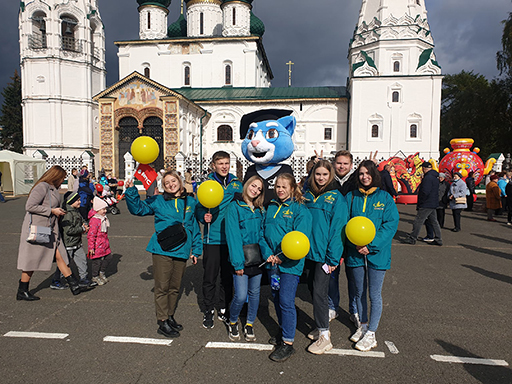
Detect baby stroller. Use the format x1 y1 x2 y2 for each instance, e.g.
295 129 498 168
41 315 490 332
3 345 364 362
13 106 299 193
99 194 120 215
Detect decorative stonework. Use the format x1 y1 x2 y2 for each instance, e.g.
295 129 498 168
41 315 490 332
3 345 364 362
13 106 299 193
164 100 179 159
99 101 115 175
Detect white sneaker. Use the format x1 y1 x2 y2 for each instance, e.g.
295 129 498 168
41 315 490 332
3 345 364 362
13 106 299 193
349 313 360 328
92 276 104 286
350 326 366 342
307 332 333 355
307 328 319 341
328 309 338 322
99 272 108 284
355 331 377 352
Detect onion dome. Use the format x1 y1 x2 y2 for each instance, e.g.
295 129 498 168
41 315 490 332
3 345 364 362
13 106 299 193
137 0 172 8
250 12 265 37
222 0 253 4
168 13 187 38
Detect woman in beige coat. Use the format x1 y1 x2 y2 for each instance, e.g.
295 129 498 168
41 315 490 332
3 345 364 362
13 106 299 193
17 166 92 300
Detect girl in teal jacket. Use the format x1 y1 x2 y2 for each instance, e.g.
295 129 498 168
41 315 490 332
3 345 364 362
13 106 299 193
225 175 269 342
345 160 399 352
303 160 349 355
262 173 312 363
125 171 202 339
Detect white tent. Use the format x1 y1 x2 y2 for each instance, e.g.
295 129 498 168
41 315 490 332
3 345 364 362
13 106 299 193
0 150 46 196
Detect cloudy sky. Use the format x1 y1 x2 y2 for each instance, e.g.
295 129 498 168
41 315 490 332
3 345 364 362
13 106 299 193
0 0 510 105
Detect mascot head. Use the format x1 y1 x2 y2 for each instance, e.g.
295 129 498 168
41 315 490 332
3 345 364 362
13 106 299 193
240 109 295 166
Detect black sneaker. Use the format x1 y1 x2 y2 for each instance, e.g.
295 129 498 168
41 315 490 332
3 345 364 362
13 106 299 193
203 310 214 329
244 324 256 342
157 320 180 338
269 343 295 362
217 309 229 324
402 237 416 245
50 280 68 290
268 331 282 346
228 322 240 341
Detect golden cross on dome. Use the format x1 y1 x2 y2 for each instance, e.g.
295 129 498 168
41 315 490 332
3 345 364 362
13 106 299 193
286 61 294 87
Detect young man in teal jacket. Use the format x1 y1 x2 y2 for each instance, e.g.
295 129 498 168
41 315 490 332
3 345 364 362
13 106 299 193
196 151 243 329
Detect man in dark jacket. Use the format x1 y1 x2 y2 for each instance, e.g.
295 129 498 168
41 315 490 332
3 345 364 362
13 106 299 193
403 162 443 245
380 164 398 197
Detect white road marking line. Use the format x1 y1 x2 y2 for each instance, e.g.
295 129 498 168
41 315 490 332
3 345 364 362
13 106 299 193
430 355 509 366
4 331 69 339
385 340 399 354
103 336 173 346
205 341 274 351
325 348 386 358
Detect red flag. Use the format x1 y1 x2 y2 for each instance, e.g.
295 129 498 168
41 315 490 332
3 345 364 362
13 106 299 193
134 164 158 190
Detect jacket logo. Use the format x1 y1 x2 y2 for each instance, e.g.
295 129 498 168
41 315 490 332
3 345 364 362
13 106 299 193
324 195 335 204
283 209 293 218
233 182 241 190
373 201 385 210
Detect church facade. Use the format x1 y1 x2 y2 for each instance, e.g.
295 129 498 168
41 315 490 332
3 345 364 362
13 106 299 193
19 0 442 178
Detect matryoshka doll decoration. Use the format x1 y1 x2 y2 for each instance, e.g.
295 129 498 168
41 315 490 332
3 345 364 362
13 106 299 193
438 138 485 184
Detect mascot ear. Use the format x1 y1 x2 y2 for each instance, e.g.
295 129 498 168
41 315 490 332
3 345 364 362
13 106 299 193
278 116 296 136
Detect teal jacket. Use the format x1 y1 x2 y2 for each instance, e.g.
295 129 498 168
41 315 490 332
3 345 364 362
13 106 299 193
304 187 349 266
262 198 312 276
125 187 202 259
344 188 399 270
195 173 243 245
225 197 270 271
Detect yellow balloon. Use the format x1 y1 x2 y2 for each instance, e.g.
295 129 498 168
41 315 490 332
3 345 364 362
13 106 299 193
345 216 376 246
131 136 160 164
281 231 310 260
197 180 224 209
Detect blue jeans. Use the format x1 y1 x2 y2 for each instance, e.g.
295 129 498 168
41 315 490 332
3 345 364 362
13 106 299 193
229 273 262 325
0 192 5 202
348 266 386 332
268 270 300 343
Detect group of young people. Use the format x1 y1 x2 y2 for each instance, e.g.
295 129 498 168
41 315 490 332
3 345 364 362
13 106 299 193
124 150 399 362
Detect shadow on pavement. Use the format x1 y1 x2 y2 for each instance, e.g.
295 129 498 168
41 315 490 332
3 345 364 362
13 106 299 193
461 264 512 285
469 233 512 246
435 339 512 384
106 253 122 277
460 244 512 261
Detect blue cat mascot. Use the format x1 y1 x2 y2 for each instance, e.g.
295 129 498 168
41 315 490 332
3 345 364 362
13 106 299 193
240 109 295 205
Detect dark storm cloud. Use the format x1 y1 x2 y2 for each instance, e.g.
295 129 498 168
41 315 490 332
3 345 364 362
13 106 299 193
0 0 510 106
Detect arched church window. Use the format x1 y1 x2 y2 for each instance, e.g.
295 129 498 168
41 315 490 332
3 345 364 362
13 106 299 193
225 65 232 85
393 61 400 72
371 125 379 138
61 15 78 52
217 125 233 141
392 91 399 103
200 13 204 35
233 9 236 26
184 66 191 86
410 124 418 138
144 67 150 78
30 11 47 49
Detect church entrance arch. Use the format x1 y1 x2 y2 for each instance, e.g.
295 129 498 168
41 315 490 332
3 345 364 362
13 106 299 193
142 116 164 172
118 116 139 179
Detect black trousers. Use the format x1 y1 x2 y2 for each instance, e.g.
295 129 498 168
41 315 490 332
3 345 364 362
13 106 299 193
452 209 462 230
466 195 474 211
202 244 233 312
305 259 331 331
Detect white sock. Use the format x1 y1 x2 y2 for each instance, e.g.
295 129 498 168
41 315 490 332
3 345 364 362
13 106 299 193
366 330 375 337
320 330 330 340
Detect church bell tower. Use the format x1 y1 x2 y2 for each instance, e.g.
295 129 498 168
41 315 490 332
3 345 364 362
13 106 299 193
348 0 443 161
18 0 106 158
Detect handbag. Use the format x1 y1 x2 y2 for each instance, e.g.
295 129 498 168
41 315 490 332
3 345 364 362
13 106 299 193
243 243 263 267
157 199 188 251
26 187 52 244
455 196 466 204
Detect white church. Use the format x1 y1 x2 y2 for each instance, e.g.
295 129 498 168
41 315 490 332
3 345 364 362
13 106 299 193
18 0 442 178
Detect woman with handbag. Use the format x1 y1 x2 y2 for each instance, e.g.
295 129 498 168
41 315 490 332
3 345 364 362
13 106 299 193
303 160 349 354
225 175 267 342
125 171 202 338
448 172 468 232
17 166 93 300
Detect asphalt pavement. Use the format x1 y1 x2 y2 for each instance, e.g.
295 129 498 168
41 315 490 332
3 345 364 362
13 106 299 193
0 195 511 384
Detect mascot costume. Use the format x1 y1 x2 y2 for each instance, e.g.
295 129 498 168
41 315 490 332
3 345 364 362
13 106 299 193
240 109 295 205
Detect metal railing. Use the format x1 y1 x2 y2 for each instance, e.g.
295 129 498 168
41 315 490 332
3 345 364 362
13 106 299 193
61 36 82 53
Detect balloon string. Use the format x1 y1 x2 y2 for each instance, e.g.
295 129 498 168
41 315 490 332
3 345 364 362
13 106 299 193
207 208 210 244
258 252 283 268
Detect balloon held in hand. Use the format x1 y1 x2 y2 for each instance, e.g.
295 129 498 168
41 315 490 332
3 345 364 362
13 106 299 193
281 231 310 260
197 180 224 208
131 136 160 165
346 216 376 246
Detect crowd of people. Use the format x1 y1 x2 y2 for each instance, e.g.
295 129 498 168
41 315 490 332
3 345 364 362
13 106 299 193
14 150 512 363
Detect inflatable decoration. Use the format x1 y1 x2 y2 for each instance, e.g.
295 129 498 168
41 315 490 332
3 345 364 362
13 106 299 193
439 138 491 184
378 153 425 204
240 109 295 205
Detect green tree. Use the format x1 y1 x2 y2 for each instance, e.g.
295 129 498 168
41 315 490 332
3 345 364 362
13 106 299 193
497 11 512 77
0 70 23 153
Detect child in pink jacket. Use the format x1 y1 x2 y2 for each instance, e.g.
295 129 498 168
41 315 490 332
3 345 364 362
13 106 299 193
88 197 112 285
